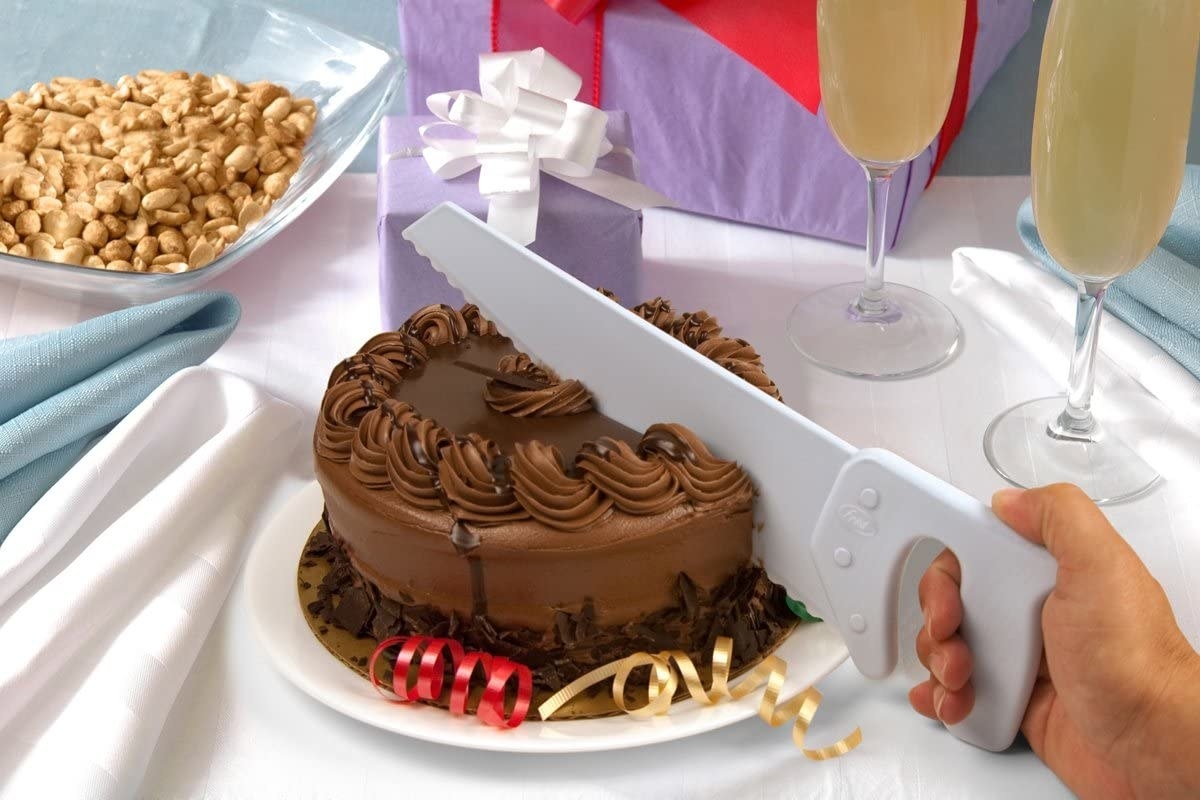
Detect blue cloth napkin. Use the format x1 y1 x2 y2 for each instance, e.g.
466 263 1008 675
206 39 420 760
0 291 240 543
1018 165 1200 380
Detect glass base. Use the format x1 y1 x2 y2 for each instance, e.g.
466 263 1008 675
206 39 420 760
787 282 961 379
983 396 1159 505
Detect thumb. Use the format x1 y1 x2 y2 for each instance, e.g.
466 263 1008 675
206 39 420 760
991 484 1130 574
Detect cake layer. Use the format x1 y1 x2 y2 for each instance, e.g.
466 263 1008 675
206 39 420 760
319 455 752 628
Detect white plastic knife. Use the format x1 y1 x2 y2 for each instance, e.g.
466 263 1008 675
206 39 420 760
403 202 1056 752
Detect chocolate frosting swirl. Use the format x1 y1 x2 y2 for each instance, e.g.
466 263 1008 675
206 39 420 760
639 423 752 506
461 304 499 337
437 434 528 524
719 358 783 401
349 400 416 489
483 354 593 417
357 332 429 371
696 336 763 365
575 437 685 515
315 379 383 462
630 297 675 329
405 304 470 346
386 417 453 510
668 310 723 348
327 353 404 390
511 442 614 531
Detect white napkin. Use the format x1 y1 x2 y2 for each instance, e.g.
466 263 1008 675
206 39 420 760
952 247 1200 483
0 366 300 799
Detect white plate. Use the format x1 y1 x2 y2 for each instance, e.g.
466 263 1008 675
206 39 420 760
244 481 850 753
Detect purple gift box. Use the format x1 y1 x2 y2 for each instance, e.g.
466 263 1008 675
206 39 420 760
400 0 1031 248
376 112 642 329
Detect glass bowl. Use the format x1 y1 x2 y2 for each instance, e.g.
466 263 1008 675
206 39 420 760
0 0 402 305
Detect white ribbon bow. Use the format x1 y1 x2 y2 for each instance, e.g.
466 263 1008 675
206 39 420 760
400 48 672 245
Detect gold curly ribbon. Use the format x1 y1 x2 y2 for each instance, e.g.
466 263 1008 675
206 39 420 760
537 636 862 759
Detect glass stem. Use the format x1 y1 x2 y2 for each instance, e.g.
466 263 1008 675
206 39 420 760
855 165 896 316
1052 280 1109 440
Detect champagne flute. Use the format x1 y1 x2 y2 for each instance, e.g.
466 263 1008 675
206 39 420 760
788 0 966 379
984 0 1199 503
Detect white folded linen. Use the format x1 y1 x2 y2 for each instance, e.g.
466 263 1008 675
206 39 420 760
0 366 300 799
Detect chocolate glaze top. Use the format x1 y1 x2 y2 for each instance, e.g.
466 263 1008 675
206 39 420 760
314 296 781 532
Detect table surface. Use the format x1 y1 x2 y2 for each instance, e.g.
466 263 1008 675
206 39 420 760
3 174 1197 799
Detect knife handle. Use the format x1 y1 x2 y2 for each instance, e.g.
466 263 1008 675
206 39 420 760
810 449 1056 752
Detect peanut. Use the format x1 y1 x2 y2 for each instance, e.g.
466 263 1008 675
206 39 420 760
0 71 313 273
237 199 263 228
82 219 108 248
141 187 178 211
100 238 132 262
42 209 83 244
158 228 186 255
14 209 40 236
224 144 257 172
134 234 158 263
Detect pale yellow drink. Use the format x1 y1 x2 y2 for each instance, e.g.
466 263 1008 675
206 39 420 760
1033 0 1200 282
818 0 966 166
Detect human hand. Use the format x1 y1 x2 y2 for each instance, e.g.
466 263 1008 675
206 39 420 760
909 484 1200 799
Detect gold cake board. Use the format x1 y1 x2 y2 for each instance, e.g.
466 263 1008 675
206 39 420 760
297 523 796 721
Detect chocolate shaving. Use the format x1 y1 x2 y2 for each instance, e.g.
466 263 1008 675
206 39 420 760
332 587 372 636
554 610 575 647
676 573 699 621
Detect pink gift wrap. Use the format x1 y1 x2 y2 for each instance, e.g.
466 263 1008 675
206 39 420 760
376 112 642 329
398 0 1031 247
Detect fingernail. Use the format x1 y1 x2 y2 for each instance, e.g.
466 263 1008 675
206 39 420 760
930 652 946 683
933 685 946 721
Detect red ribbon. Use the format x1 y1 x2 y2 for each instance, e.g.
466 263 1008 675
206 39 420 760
499 0 978 181
492 0 606 106
658 0 822 114
927 0 978 185
369 636 534 729
543 0 603 24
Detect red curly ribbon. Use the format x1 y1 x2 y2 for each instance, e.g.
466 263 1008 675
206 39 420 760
369 636 533 728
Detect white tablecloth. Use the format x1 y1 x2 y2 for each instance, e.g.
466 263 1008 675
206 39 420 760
3 174 1196 799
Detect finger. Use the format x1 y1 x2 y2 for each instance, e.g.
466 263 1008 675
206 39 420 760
917 550 963 641
1020 676 1055 761
916 624 934 669
991 485 1129 574
933 681 975 726
928 634 974 692
916 626 974 691
911 676 975 726
908 679 938 720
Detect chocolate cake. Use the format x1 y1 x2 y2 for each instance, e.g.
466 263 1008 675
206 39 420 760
311 296 797 695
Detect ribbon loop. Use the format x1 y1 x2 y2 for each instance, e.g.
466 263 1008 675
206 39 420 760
538 636 863 760
398 47 671 245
